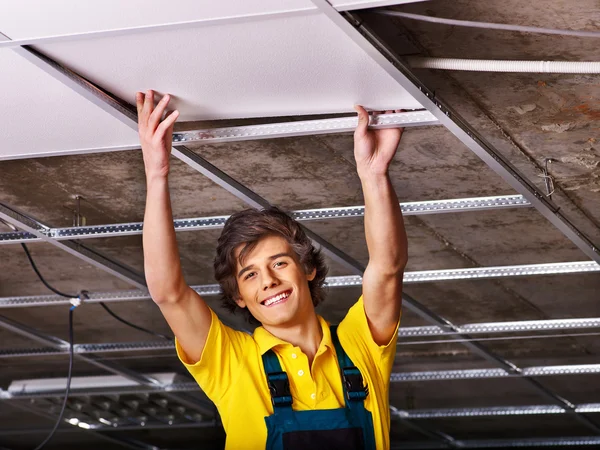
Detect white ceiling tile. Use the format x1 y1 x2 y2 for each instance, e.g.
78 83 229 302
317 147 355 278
0 0 310 40
36 12 422 122
0 0 426 41
0 50 139 160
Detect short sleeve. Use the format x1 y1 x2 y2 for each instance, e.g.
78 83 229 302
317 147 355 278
175 307 253 403
337 296 401 376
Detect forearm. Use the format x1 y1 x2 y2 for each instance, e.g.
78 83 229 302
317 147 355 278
143 174 187 303
360 172 408 275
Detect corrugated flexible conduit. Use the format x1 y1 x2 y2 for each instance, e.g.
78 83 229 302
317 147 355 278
406 57 600 73
378 10 600 73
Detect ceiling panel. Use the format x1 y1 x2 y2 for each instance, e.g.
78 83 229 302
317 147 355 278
0 0 311 40
35 12 421 122
0 50 139 160
0 0 425 41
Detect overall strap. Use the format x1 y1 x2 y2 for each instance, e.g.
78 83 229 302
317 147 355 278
330 325 368 403
262 350 293 410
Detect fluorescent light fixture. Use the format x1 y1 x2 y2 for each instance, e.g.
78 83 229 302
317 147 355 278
8 372 182 394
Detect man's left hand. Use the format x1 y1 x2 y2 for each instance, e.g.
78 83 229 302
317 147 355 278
353 105 404 177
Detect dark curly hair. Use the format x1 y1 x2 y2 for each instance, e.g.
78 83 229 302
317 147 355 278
214 207 328 324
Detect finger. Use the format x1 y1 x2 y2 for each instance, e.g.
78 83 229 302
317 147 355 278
354 105 369 136
135 92 144 117
141 90 154 124
148 94 171 132
155 110 180 138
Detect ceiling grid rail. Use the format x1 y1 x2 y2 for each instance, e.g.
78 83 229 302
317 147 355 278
2 339 600 380
2 6 598 442
3 311 600 355
0 261 597 308
0 194 532 244
170 109 439 143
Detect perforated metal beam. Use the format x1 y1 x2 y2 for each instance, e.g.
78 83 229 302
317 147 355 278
392 436 600 449
0 195 531 244
400 317 600 337
391 404 600 420
1 261 596 309
172 110 438 144
2 341 600 381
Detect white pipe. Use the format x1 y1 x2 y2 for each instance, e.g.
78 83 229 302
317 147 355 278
407 57 600 73
378 10 600 39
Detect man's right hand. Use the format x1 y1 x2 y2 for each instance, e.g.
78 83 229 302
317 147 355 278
136 90 180 179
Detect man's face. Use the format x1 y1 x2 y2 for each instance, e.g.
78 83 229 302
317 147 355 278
234 235 316 328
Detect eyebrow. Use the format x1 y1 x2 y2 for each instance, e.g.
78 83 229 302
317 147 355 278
237 252 293 279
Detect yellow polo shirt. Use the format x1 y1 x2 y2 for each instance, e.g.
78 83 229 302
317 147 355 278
176 296 400 449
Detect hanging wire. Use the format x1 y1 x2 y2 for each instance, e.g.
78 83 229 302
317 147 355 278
7 231 174 448
32 306 76 450
538 157 556 199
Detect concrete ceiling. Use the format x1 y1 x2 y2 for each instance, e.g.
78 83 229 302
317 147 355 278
1 0 599 449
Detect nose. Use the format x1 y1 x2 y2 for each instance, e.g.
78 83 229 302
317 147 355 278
262 269 280 291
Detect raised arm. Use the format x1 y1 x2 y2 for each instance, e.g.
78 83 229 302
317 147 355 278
137 90 212 363
353 106 408 346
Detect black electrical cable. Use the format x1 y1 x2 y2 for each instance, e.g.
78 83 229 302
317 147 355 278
32 306 76 450
20 243 172 341
15 241 173 448
99 302 173 341
21 243 73 298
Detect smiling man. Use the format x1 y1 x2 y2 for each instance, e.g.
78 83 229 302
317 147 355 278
137 90 407 450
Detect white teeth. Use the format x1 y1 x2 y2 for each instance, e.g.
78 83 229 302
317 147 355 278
264 291 290 306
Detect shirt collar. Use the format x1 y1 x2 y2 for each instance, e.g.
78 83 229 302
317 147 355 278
253 315 333 356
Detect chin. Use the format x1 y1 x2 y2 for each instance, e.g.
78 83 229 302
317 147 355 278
260 309 299 327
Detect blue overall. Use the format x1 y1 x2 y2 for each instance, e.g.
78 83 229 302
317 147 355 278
261 326 377 450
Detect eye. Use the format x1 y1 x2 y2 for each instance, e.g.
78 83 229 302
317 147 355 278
244 272 256 280
274 261 287 268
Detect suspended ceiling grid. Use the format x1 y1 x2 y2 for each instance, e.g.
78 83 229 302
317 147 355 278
0 0 423 160
1 0 600 449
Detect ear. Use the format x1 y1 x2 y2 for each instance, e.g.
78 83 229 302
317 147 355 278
307 266 317 282
235 297 247 308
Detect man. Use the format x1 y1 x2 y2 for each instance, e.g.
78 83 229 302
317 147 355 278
136 90 407 449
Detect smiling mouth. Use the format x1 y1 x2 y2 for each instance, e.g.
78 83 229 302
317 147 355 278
261 289 292 307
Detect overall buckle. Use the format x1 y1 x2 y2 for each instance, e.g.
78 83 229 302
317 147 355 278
342 367 368 401
267 372 293 407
